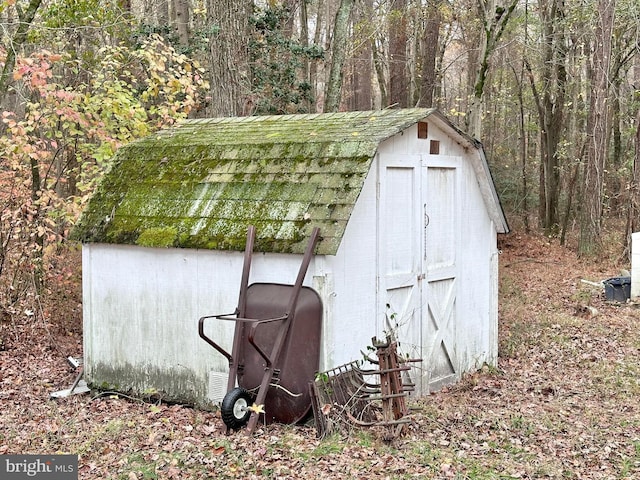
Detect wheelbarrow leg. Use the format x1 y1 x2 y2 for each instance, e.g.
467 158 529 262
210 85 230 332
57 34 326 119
245 368 274 433
226 225 256 395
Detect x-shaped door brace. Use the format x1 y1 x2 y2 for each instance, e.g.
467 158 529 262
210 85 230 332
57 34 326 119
427 277 457 371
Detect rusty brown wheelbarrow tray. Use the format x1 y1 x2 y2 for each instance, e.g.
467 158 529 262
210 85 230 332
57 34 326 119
198 226 322 434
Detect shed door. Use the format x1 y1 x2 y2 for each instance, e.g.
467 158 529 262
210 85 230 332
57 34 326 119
422 157 460 391
378 154 460 394
378 154 423 392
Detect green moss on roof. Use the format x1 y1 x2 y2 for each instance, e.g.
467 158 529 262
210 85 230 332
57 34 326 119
71 108 437 255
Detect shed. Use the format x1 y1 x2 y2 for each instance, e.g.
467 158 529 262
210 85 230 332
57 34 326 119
72 108 509 407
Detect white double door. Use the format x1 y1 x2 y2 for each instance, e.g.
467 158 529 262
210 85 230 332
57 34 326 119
378 153 460 394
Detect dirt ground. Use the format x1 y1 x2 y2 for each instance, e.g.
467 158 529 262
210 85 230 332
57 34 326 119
1 230 639 479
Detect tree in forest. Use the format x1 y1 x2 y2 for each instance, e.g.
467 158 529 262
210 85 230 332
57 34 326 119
466 0 519 139
347 0 375 111
525 0 568 235
325 0 355 112
579 0 616 256
605 0 640 222
206 0 252 116
627 105 640 257
388 0 409 108
415 0 443 108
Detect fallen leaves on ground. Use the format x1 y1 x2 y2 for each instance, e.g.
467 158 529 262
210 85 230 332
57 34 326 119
1 231 639 479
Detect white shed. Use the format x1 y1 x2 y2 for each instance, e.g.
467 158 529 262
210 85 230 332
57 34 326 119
72 108 509 407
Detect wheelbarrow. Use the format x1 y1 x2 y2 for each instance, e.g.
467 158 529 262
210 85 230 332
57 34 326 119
198 226 322 434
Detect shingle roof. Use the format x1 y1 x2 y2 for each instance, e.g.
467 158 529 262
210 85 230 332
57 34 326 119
71 108 505 255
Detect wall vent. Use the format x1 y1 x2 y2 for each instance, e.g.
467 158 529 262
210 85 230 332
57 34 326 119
418 122 428 139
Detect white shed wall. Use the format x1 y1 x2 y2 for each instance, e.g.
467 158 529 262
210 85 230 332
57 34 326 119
320 163 379 369
82 244 325 405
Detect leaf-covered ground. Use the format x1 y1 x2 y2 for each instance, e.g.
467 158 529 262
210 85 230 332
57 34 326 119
1 232 639 479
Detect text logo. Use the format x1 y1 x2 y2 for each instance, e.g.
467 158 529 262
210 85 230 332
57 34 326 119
1 455 78 479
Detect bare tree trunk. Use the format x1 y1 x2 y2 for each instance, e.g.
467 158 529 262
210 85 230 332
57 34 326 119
157 0 169 25
624 61 640 258
310 0 325 110
300 0 313 111
579 0 616 256
324 0 355 112
206 0 252 117
373 39 388 108
173 0 191 47
608 36 637 219
510 63 530 232
388 0 409 108
348 0 373 111
415 0 441 107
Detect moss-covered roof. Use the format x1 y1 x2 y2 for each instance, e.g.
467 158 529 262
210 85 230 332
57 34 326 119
71 109 446 254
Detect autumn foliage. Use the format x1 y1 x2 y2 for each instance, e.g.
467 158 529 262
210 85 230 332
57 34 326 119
0 35 209 329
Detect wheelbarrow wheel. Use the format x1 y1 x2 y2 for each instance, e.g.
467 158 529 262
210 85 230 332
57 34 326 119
221 387 253 430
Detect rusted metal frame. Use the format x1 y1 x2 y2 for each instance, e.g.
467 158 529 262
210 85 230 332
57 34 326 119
309 382 326 437
363 365 412 375
376 342 408 422
378 346 393 423
312 339 419 437
244 227 321 434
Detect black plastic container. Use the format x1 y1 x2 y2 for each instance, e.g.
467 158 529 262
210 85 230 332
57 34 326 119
603 276 631 302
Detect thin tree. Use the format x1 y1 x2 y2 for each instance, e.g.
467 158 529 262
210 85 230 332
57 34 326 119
388 0 409 107
325 0 355 112
579 0 616 256
524 0 567 235
415 0 442 108
173 0 191 47
626 106 640 259
348 0 374 111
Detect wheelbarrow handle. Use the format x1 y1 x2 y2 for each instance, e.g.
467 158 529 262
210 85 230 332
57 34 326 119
218 314 289 368
245 316 290 368
200 312 288 364
215 314 288 324
198 313 237 362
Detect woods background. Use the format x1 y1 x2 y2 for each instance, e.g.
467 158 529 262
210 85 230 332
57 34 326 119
0 0 639 327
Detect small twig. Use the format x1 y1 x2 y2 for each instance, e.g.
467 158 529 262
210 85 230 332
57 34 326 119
503 259 557 267
91 391 146 403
